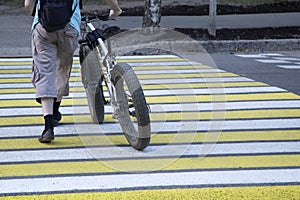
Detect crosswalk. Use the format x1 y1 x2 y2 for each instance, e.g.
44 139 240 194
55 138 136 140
0 55 300 198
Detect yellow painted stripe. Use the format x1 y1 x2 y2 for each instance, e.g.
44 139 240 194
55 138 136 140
0 78 32 83
1 130 299 150
0 67 80 74
0 115 107 126
1 93 300 108
0 72 237 83
149 93 300 103
132 65 213 70
0 155 299 177
0 65 213 72
0 61 32 66
0 98 83 107
137 72 237 79
141 82 268 89
0 69 31 74
0 82 268 94
1 109 300 126
153 109 300 120
0 87 85 94
148 109 300 121
2 186 298 200
117 57 186 63
0 58 184 66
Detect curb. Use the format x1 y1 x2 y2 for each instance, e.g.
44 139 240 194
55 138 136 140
199 39 300 53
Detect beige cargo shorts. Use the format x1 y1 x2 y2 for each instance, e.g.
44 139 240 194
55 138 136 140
31 23 79 102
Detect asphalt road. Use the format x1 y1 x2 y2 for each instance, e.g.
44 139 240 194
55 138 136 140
1 13 300 56
211 51 300 96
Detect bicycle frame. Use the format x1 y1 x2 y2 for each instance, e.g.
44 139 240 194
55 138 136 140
83 20 116 100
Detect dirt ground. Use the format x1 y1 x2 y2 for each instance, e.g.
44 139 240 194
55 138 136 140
1 0 299 40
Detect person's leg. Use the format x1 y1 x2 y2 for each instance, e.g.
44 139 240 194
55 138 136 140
39 98 55 143
31 23 57 142
54 25 79 125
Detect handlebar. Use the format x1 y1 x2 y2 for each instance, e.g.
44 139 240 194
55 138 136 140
81 13 110 22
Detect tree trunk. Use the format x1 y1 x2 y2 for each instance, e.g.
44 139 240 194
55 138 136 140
142 0 162 28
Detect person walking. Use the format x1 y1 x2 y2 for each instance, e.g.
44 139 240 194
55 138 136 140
24 0 122 143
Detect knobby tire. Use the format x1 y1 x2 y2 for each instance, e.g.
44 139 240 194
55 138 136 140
111 63 151 150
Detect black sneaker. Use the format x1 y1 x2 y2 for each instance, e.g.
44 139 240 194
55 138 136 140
53 101 62 126
38 128 54 143
53 111 62 127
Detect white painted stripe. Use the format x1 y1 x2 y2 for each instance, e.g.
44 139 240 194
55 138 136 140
56 85 286 99
0 87 286 100
127 62 196 66
0 82 83 89
55 117 300 134
0 83 34 89
141 77 254 84
0 77 254 89
117 55 179 59
255 59 291 64
0 58 33 62
273 57 300 61
235 54 267 58
1 119 300 138
2 100 300 117
259 53 284 57
135 69 225 74
276 65 300 69
1 169 299 195
0 65 31 69
0 106 83 116
0 74 31 78
0 141 299 163
0 64 81 70
0 70 223 78
76 55 184 61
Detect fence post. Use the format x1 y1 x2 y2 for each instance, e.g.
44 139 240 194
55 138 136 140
208 0 217 37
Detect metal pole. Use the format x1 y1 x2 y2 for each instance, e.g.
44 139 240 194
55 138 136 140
209 0 217 37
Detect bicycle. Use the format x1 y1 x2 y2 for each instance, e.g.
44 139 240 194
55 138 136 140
78 13 151 150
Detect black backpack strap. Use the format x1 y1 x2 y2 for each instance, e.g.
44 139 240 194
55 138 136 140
31 0 38 16
79 0 82 9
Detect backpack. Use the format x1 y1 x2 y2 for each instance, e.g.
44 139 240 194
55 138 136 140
32 0 82 32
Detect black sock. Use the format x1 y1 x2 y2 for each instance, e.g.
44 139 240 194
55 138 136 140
53 101 61 118
44 115 53 130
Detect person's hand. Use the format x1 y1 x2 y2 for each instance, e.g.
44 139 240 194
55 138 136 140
109 8 122 19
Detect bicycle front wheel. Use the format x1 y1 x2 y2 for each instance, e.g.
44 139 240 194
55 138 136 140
111 63 151 150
